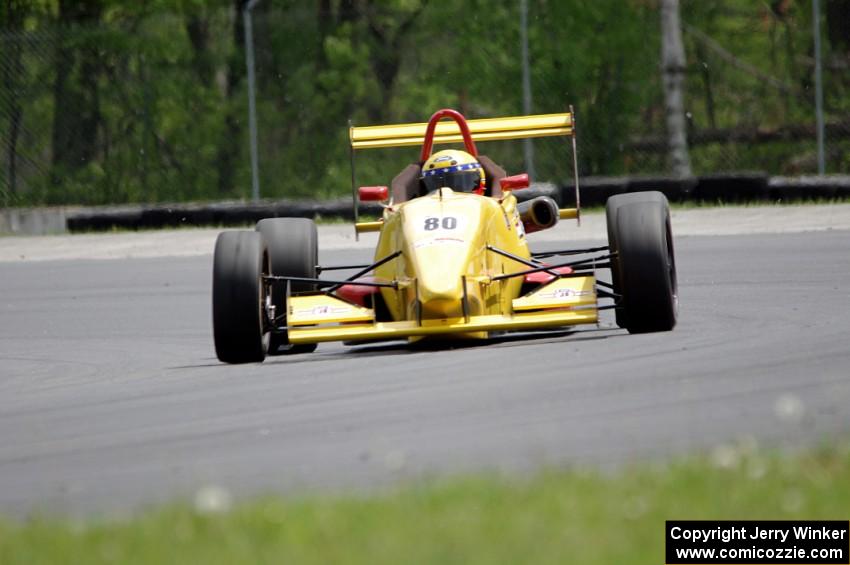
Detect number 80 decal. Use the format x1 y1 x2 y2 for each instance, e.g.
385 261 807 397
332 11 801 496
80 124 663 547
423 216 457 231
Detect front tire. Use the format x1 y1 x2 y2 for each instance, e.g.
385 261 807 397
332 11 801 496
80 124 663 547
606 191 677 333
212 231 269 363
256 218 319 354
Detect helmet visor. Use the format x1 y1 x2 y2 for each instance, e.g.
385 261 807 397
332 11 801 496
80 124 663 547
421 164 482 193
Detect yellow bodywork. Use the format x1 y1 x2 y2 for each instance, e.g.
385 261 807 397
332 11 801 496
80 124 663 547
350 113 573 150
287 187 599 344
287 311 597 345
284 109 592 345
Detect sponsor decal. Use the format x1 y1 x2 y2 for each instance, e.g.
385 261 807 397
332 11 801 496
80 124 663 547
413 237 466 249
516 218 525 238
295 305 353 318
422 162 482 175
538 288 593 300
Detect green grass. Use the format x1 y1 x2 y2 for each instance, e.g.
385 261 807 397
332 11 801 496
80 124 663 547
2 442 849 564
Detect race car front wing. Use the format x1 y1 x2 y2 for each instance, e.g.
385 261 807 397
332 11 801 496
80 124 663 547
264 244 616 345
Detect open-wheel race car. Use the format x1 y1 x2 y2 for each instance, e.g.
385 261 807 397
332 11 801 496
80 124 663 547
212 108 677 364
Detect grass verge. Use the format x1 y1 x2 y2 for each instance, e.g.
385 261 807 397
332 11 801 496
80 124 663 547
1 443 848 564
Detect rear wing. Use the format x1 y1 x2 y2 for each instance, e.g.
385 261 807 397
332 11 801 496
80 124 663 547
350 112 574 150
347 107 581 233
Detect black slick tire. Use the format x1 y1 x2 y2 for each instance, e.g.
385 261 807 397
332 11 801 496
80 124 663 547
256 218 319 354
606 191 677 333
212 230 269 363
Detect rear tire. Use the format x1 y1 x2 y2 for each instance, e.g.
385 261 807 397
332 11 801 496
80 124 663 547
256 218 319 354
212 231 269 363
606 191 677 333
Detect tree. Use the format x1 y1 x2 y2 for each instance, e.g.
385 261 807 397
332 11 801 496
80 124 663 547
1 0 28 201
216 0 249 196
660 0 692 177
51 0 104 197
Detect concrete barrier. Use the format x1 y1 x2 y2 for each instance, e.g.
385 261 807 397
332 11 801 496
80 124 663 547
0 207 71 235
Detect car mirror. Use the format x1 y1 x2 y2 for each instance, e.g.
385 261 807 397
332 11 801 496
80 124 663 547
359 186 389 202
499 174 530 191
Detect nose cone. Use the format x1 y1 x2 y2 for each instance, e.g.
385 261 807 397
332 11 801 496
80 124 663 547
401 189 483 319
414 245 471 318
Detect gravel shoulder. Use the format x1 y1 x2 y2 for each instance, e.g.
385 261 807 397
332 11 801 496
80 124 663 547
2 203 849 263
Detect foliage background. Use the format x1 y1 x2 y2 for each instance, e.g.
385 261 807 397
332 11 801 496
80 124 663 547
1 0 848 206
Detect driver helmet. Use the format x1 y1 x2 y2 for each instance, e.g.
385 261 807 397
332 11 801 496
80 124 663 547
420 149 485 193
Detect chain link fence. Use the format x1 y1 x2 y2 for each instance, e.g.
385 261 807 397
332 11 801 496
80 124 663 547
1 9 246 207
673 1 850 177
1 1 848 208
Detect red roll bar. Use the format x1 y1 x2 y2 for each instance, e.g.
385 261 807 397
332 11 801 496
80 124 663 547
419 109 478 162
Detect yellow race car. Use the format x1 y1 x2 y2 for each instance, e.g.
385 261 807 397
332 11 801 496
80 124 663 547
212 109 677 363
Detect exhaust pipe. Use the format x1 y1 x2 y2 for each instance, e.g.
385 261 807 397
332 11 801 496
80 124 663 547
517 196 559 234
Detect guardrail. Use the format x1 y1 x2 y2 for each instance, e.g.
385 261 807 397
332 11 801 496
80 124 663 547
2 175 850 235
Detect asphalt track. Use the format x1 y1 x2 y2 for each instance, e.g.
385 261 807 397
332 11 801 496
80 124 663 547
1 225 849 517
